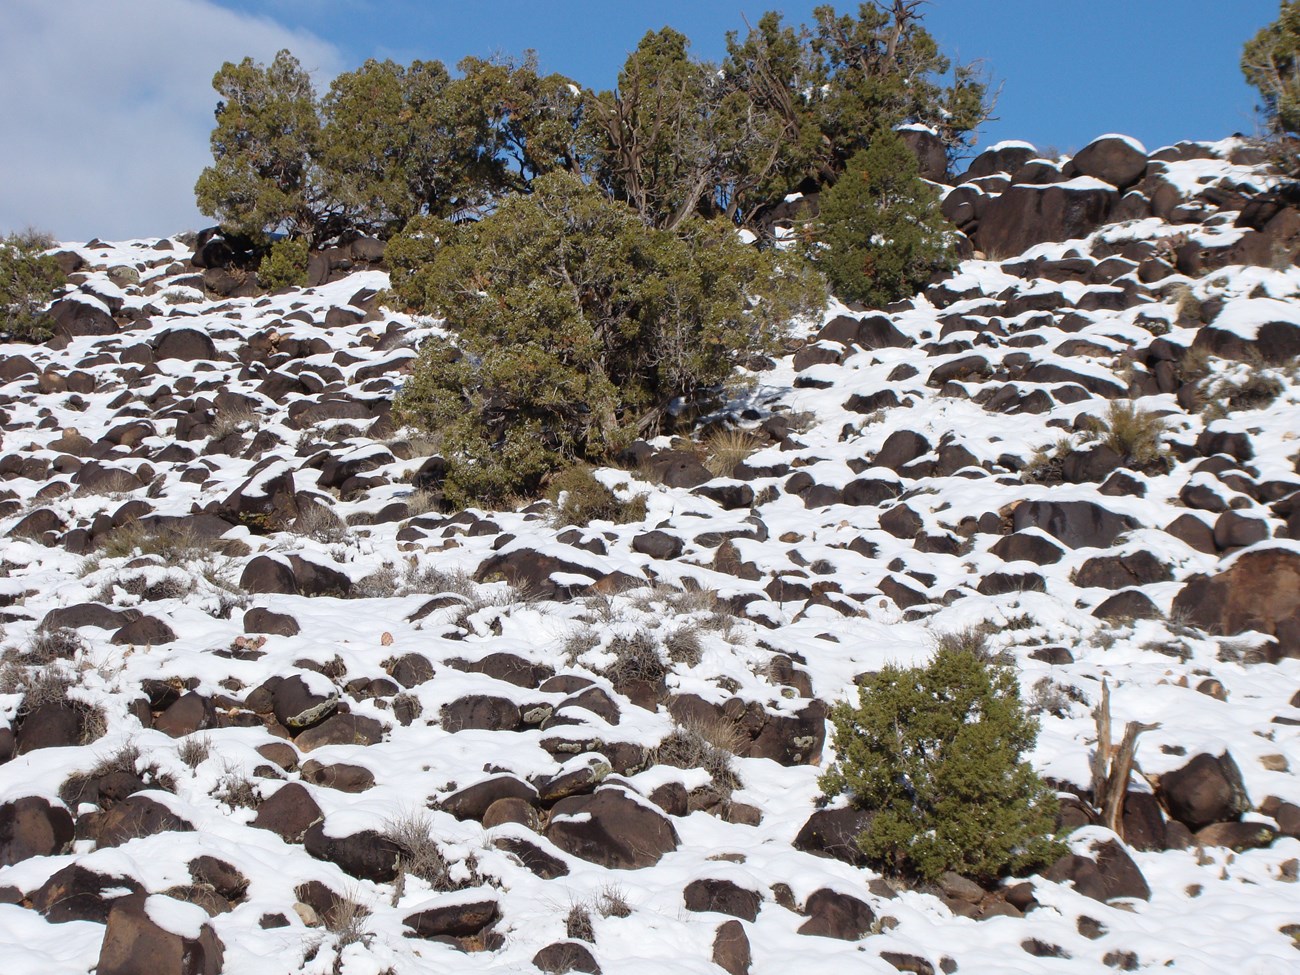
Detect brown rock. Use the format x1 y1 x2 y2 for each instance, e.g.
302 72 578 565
546 788 678 869
712 919 752 975
97 893 223 975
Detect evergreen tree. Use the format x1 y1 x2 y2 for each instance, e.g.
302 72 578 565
814 128 955 307
1243 1 1300 138
389 172 822 507
194 50 325 243
820 636 1063 884
0 231 65 342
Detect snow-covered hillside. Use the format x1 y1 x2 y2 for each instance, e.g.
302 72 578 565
1 134 1298 975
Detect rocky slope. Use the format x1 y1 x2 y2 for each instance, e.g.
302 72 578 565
0 133 1299 975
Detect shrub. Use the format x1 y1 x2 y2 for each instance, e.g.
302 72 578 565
390 171 822 506
547 465 647 528
257 236 310 289
820 639 1062 884
813 128 957 308
0 230 66 341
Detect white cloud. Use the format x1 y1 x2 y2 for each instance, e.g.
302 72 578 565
0 0 342 242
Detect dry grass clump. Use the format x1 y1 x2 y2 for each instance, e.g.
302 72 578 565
662 625 704 667
354 558 478 600
26 627 85 664
1201 372 1285 418
97 568 196 603
323 893 372 949
594 884 631 918
1083 401 1166 466
653 713 743 793
96 522 218 563
0 656 74 710
933 625 1013 665
547 465 648 528
603 631 668 686
178 734 212 768
210 401 261 441
565 902 595 942
384 812 454 890
293 501 351 544
214 769 260 809
60 741 143 804
703 428 762 477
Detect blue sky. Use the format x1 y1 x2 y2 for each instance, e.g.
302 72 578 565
0 0 1284 239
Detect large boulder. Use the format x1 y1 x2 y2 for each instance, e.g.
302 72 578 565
976 180 1118 258
1156 753 1251 831
1045 835 1150 903
97 893 224 975
1012 500 1137 550
0 796 74 866
546 787 679 869
1171 547 1300 659
1070 134 1148 190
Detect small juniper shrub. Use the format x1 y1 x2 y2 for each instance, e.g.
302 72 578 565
257 236 310 290
820 632 1062 884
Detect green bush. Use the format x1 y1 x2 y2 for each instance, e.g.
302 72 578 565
257 236 309 290
391 171 822 507
820 636 1062 883
1 230 66 341
814 128 957 308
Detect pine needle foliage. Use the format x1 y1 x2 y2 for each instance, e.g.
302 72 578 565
820 640 1062 884
813 128 956 308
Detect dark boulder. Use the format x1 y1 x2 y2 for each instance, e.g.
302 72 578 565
304 823 405 882
797 887 875 940
1046 837 1150 903
1157 752 1250 831
546 788 679 869
251 783 321 843
1012 500 1136 549
1171 547 1300 659
793 806 873 866
683 878 761 921
0 796 74 866
29 864 144 924
87 794 193 848
1071 135 1148 190
977 181 1118 259
97 893 224 975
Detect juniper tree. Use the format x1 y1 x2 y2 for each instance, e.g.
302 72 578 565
820 636 1062 884
388 171 822 507
194 50 325 243
0 231 65 342
814 127 956 307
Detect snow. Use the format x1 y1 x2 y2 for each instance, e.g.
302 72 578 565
0 146 1299 975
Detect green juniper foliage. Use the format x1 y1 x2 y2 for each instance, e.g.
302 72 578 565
0 230 66 342
256 237 310 290
389 171 822 507
196 5 992 246
1243 1 1300 139
820 639 1062 883
814 127 957 308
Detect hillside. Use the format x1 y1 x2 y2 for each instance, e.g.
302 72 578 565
1 133 1299 975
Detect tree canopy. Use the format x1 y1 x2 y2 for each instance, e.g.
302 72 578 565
195 4 993 246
